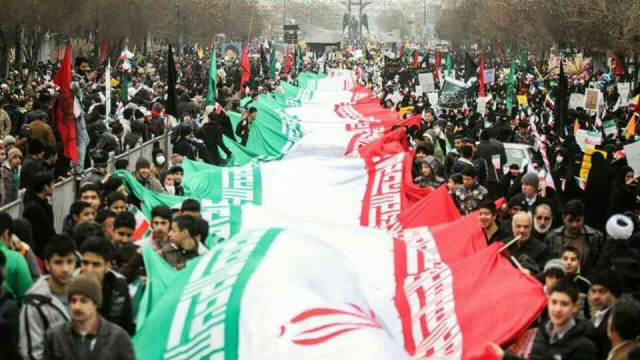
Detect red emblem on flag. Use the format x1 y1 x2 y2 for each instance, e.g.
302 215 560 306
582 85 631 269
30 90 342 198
279 303 383 346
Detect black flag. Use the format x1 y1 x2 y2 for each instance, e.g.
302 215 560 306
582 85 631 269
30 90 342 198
166 44 179 119
555 60 568 136
260 45 269 77
463 53 477 82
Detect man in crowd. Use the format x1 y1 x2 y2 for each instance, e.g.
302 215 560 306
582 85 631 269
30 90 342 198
546 200 605 275
506 211 553 273
19 139 45 190
478 201 510 244
43 274 136 359
162 215 208 270
20 237 76 360
532 203 554 240
452 165 488 215
0 212 33 302
134 158 164 193
590 269 624 359
61 201 96 237
606 295 640 360
78 237 135 335
22 172 56 259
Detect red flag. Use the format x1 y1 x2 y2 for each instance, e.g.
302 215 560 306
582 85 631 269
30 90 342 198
478 53 486 97
411 51 419 68
240 46 251 91
358 127 409 159
52 43 78 163
396 185 461 228
613 54 626 76
283 47 292 74
434 52 442 82
99 38 107 61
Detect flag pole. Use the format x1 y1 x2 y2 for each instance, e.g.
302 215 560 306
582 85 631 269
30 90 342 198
499 235 522 252
247 5 256 45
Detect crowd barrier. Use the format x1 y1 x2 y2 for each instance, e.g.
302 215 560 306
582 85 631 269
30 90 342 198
0 131 174 233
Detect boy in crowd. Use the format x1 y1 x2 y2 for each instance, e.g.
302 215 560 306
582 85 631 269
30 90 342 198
560 246 591 319
488 279 598 359
20 237 76 360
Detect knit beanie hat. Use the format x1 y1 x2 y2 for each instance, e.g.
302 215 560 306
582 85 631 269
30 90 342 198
591 269 624 298
606 214 634 240
3 135 16 146
521 172 539 189
7 148 22 161
67 274 103 307
543 258 567 275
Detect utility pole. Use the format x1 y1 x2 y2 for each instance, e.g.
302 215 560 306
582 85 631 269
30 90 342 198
283 0 287 27
423 0 427 44
347 0 352 42
358 1 372 44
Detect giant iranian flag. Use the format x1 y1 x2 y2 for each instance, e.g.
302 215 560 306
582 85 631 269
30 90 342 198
125 69 547 359
132 205 546 359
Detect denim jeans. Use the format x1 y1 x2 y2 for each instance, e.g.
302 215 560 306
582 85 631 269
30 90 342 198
75 116 89 172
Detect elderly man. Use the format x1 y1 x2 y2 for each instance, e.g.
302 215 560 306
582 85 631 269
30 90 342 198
504 211 553 273
532 203 554 240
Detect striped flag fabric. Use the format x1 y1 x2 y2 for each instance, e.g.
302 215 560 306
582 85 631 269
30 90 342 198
127 69 548 359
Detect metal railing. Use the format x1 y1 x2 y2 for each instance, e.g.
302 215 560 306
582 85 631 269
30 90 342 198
1 131 173 233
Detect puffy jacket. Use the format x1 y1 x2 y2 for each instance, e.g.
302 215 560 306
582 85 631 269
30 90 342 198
19 155 43 190
43 316 135 360
19 276 71 360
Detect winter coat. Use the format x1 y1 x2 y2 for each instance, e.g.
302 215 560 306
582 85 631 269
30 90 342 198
19 155 44 190
74 269 135 336
27 120 55 147
0 108 11 137
1 162 19 205
22 190 56 259
19 276 71 360
505 235 553 273
235 118 251 146
545 225 605 276
0 241 33 303
0 290 20 360
43 316 135 360
505 318 597 360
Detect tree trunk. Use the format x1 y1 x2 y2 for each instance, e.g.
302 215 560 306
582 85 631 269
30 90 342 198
0 45 9 79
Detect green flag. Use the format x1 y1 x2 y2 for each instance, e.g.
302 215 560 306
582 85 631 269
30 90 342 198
446 52 452 77
120 72 128 102
506 60 516 116
206 47 217 106
269 45 277 78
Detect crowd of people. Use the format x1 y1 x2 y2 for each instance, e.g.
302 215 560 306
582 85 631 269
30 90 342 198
0 41 638 360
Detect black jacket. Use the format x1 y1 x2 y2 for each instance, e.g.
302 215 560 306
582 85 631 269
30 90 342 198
592 308 612 360
43 316 136 360
173 137 196 160
19 155 44 190
505 318 598 360
0 291 20 360
100 270 135 336
235 118 250 146
22 190 56 259
506 235 553 273
196 122 232 166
